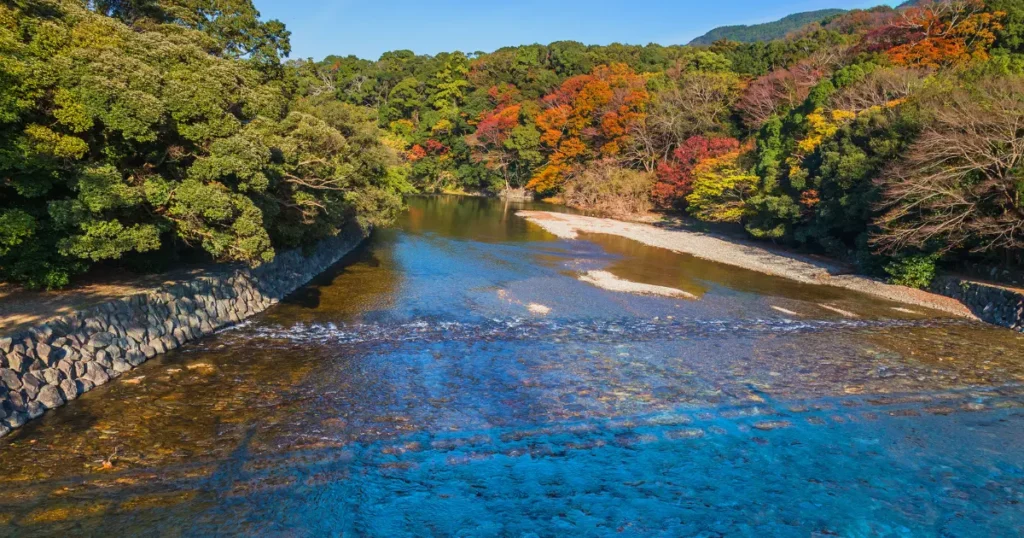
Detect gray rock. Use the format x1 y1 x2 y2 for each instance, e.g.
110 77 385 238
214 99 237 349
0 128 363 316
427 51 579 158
6 390 25 411
83 365 110 387
0 337 11 354
142 345 157 359
127 326 147 343
37 384 64 409
94 350 113 369
106 345 123 360
41 368 61 386
21 373 43 400
126 350 145 367
88 331 115 350
0 368 22 390
6 352 29 373
58 375 78 399
75 378 95 394
26 400 45 419
152 339 166 354
111 357 132 373
35 342 54 364
57 359 75 380
4 411 27 428
0 423 9 438
74 361 88 379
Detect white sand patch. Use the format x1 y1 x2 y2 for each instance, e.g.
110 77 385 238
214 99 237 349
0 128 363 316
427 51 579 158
770 306 801 316
527 303 551 315
818 304 859 318
578 271 696 299
499 289 552 315
517 210 975 319
891 307 920 314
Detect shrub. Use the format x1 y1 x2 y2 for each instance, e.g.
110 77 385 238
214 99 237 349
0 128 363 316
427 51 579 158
884 252 940 289
563 161 655 218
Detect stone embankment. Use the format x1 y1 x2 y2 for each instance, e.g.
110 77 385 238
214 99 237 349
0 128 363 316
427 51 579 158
931 277 1024 333
0 227 367 438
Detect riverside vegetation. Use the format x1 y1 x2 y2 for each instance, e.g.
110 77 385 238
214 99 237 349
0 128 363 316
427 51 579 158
1 0 1023 292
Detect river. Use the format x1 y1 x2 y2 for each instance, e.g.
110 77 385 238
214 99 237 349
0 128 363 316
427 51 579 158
2 195 1024 536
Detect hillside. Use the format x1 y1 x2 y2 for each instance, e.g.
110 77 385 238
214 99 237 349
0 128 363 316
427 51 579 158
688 9 847 45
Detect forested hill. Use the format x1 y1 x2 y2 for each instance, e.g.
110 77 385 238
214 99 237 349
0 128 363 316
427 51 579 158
689 9 847 45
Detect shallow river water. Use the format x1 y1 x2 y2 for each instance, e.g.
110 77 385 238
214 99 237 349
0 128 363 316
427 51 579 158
2 196 1024 536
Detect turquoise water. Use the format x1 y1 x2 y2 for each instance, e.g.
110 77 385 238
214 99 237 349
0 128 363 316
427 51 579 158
2 196 1023 536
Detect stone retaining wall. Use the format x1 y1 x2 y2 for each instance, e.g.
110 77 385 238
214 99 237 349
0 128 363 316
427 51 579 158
0 226 368 438
932 276 1024 333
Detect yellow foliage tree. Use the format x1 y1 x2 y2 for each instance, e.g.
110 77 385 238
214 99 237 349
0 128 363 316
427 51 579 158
686 149 758 223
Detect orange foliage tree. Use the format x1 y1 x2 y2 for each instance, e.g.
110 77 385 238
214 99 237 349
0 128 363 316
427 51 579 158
467 84 525 192
867 0 1004 68
527 64 649 194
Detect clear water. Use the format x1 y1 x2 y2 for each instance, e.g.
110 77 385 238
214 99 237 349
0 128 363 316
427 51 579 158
2 196 1024 536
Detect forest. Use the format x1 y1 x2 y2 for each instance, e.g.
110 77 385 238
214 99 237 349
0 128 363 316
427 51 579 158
2 0 1023 289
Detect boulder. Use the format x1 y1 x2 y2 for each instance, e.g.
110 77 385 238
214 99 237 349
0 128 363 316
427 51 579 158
6 352 29 373
4 411 27 428
0 369 22 390
37 384 65 409
94 350 113 369
111 357 132 373
21 373 43 400
26 400 45 419
59 378 79 401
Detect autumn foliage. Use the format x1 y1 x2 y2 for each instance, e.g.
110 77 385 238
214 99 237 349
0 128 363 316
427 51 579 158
866 0 1004 68
527 64 649 193
652 136 741 209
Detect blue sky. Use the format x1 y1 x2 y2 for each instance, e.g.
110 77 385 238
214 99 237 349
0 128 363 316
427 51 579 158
255 0 899 61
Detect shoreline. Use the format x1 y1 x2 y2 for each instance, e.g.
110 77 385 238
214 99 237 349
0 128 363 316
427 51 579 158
517 210 977 319
0 226 369 439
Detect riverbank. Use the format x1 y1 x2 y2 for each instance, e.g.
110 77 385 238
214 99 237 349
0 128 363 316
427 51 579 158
518 211 978 319
0 226 368 438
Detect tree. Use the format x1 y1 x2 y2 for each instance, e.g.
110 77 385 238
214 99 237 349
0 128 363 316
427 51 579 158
875 75 1024 254
735 51 839 128
0 0 402 288
652 136 741 209
633 69 741 170
686 147 758 223
467 85 528 193
93 0 292 65
865 0 1004 68
528 63 649 194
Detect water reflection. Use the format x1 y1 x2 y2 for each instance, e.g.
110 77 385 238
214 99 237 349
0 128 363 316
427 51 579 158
2 195 1023 536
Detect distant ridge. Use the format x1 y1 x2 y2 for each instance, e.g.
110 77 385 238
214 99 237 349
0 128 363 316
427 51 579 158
688 9 847 45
